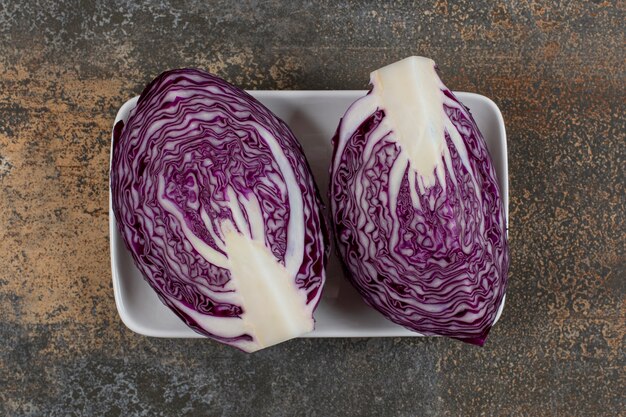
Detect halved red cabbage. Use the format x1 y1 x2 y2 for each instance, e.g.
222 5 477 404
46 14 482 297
329 57 508 345
111 69 328 352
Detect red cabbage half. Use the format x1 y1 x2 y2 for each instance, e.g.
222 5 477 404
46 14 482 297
329 57 509 345
111 69 328 352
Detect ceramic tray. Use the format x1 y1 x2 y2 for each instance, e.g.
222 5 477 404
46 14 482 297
109 90 508 338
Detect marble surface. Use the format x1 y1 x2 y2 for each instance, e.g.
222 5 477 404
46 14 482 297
0 1 624 416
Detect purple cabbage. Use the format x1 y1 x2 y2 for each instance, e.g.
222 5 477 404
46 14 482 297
329 57 508 345
111 69 327 352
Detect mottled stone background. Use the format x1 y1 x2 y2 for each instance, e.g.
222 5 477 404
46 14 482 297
0 1 624 416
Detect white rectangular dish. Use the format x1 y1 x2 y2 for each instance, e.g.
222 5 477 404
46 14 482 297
109 90 508 338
